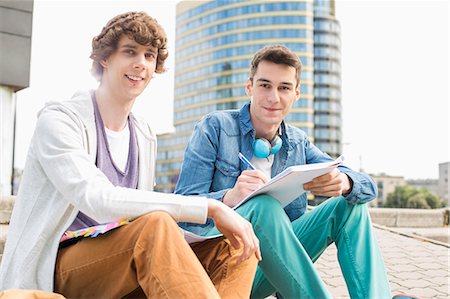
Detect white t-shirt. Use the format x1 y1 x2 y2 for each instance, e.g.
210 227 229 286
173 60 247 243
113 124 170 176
251 155 274 179
105 123 130 172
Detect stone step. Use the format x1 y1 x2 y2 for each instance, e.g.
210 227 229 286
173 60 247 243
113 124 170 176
0 195 15 224
0 195 15 262
0 224 9 262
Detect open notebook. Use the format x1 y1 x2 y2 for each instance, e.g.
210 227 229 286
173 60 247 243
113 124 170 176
184 156 344 243
233 156 343 209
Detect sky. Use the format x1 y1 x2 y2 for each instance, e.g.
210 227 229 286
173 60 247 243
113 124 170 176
14 0 449 180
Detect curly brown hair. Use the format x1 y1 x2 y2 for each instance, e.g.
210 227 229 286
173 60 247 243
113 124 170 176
90 11 168 81
249 45 302 88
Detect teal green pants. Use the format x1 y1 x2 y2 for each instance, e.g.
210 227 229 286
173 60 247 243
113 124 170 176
205 195 391 298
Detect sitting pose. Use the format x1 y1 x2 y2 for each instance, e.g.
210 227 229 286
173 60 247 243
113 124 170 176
0 12 260 299
176 45 391 298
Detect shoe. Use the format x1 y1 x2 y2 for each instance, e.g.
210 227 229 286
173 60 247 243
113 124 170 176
392 294 419 299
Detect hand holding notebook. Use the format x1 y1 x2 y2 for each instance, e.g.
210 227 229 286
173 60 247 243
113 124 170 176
233 156 344 209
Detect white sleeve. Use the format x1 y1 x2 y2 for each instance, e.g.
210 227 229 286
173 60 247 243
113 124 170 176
34 108 208 224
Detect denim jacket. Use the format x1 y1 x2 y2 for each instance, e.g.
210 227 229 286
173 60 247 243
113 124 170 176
175 102 377 235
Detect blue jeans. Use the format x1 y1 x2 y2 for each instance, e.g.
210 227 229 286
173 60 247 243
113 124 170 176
205 195 391 298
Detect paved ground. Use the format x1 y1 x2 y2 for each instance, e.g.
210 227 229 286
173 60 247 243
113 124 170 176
315 224 450 299
390 227 450 244
1 198 449 298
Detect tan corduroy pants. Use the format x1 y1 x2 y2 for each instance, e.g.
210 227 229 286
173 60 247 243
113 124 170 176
54 211 258 299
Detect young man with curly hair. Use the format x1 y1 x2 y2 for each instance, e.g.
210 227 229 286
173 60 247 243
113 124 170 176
0 12 260 298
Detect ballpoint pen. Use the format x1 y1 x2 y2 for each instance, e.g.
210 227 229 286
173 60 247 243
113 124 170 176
238 152 256 170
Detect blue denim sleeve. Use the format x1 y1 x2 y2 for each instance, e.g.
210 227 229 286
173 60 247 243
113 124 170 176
175 117 228 201
337 165 378 204
304 136 377 204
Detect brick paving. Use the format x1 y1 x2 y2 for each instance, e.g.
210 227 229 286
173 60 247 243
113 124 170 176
315 225 450 299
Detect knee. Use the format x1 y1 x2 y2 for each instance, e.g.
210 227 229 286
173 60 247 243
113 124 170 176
245 195 282 212
242 195 289 223
140 211 179 232
329 195 358 211
327 195 347 207
330 196 370 221
142 210 174 221
350 201 370 220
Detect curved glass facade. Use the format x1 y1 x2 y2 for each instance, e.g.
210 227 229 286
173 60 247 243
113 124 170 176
313 0 342 156
156 0 342 192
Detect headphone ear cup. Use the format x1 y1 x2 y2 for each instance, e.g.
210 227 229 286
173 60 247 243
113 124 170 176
253 138 271 158
270 136 282 155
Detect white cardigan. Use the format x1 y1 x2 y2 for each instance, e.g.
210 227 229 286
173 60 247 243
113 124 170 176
0 90 208 291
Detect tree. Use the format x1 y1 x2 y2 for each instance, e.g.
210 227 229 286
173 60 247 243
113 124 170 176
406 193 430 209
383 185 444 209
421 188 445 208
384 185 416 208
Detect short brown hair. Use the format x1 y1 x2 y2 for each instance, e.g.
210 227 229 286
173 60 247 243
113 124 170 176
90 11 168 81
249 45 302 88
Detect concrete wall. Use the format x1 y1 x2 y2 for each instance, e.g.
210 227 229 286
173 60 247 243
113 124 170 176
0 87 15 195
0 1 33 195
369 207 449 228
0 0 33 91
438 162 449 206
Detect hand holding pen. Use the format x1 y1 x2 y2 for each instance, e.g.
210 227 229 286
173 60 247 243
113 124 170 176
222 153 268 207
238 152 256 170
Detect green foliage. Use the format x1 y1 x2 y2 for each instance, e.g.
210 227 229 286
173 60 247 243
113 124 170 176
406 193 430 209
421 188 444 209
383 185 445 209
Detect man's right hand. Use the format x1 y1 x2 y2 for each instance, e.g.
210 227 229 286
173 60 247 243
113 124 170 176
207 199 262 264
222 170 268 207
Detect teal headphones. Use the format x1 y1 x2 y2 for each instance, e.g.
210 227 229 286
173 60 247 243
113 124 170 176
253 136 282 158
253 127 283 158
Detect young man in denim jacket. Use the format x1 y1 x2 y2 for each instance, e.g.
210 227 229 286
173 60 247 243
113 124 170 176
176 45 391 298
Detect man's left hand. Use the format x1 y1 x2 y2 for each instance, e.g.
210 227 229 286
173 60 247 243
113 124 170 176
303 168 352 197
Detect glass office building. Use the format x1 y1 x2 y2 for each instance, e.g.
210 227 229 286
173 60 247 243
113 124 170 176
156 0 342 192
313 0 342 156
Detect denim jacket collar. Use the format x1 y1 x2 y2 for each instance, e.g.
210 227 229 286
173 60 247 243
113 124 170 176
239 102 254 138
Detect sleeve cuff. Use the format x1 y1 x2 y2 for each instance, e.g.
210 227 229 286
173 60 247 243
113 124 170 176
342 172 361 204
176 195 208 224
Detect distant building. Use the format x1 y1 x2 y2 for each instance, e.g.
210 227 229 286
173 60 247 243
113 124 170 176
438 162 449 206
156 0 343 192
371 174 406 207
0 1 33 195
406 178 439 196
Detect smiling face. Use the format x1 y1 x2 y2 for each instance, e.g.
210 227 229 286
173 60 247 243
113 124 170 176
247 60 300 138
99 35 157 102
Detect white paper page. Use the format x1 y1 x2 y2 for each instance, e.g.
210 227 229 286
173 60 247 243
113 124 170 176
233 156 343 209
182 228 222 244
